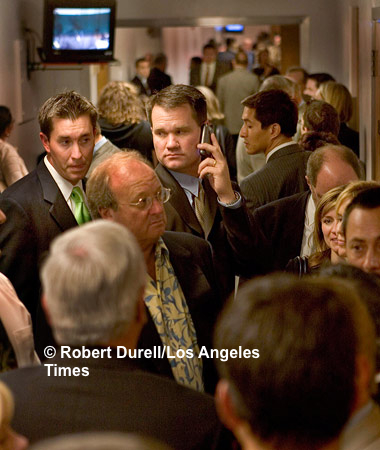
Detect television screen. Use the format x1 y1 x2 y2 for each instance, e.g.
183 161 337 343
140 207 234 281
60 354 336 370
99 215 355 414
43 0 116 63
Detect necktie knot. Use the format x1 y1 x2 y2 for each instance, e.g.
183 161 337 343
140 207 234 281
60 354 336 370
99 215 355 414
71 187 91 225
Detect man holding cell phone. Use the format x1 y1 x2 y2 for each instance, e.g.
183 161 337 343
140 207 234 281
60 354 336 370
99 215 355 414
147 84 254 296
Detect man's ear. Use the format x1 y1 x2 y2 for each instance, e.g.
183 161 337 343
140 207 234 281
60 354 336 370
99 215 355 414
305 175 313 192
41 294 51 326
98 207 115 220
270 123 281 139
39 132 51 154
215 379 243 432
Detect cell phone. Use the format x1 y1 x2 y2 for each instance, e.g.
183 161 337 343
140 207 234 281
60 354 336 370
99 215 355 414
199 124 213 159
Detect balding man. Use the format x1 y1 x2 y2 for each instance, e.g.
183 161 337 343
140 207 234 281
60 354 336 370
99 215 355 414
248 144 362 274
87 152 222 393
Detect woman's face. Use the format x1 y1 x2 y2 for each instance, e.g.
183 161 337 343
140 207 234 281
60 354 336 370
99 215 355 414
333 198 351 257
321 208 339 252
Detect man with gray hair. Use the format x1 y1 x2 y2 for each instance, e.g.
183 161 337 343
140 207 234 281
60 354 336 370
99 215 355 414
248 144 362 274
0 221 228 449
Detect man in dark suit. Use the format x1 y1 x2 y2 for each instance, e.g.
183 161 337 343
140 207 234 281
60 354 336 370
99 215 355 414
87 152 224 393
146 84 255 294
0 91 97 357
147 53 172 94
239 89 311 211
249 144 362 274
130 57 151 97
0 221 229 449
190 43 230 93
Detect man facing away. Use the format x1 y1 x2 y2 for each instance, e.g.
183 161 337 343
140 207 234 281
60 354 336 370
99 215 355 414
0 221 228 449
87 151 223 393
214 273 378 450
0 90 96 357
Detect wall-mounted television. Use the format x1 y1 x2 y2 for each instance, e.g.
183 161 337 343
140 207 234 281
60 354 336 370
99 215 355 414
42 0 116 63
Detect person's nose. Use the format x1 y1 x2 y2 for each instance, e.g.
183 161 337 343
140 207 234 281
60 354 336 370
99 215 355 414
240 124 247 138
362 247 380 273
71 142 82 160
149 196 164 214
166 133 179 149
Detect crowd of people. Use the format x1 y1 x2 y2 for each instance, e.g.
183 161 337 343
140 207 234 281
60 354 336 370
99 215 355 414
0 32 378 450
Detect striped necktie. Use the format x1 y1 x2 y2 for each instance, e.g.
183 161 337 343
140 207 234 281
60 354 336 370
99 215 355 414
194 182 212 237
71 187 91 225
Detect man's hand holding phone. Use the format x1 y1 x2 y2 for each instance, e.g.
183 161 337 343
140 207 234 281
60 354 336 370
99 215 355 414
197 125 236 204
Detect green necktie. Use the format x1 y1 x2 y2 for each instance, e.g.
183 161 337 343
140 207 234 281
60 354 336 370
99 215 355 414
71 187 91 225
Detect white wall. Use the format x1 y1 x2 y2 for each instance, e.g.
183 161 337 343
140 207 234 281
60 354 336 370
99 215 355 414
0 0 374 170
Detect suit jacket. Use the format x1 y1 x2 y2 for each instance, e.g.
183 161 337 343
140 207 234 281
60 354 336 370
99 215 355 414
216 68 260 134
87 139 121 176
190 61 230 93
137 231 223 393
341 401 380 450
0 161 78 356
248 191 310 274
240 143 311 211
147 68 172 94
130 75 151 96
0 354 232 449
155 164 255 292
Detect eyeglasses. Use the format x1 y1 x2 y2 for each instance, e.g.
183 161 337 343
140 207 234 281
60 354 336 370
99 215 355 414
128 187 171 210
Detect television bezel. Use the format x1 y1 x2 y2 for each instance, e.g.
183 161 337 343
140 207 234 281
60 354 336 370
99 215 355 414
42 0 117 64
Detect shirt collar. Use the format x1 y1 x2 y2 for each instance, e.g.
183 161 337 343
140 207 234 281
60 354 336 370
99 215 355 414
44 155 83 202
345 400 374 430
94 136 107 154
169 170 200 197
265 140 295 163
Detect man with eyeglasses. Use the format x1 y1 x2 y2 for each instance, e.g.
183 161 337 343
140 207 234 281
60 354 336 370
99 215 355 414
87 151 222 394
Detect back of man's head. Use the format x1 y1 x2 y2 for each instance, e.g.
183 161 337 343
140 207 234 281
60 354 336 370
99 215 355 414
214 274 369 450
259 75 296 98
41 220 146 346
241 89 298 137
308 73 335 88
234 51 248 67
306 144 363 188
147 84 207 126
303 100 340 136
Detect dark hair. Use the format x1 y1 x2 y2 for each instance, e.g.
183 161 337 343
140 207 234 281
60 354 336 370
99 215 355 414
299 131 340 152
214 274 359 449
235 51 248 66
241 89 298 137
38 91 98 139
307 72 335 88
0 106 12 137
147 84 207 126
153 53 167 66
343 186 380 236
203 43 217 53
303 100 340 136
135 57 147 68
306 144 363 187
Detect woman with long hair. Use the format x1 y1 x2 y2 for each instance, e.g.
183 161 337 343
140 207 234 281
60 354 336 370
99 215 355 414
286 185 346 276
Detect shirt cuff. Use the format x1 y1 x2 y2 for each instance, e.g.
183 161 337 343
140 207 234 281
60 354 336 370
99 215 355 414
217 191 242 209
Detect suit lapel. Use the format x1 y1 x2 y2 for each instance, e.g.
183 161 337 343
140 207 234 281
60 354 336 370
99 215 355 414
155 164 203 235
36 162 78 231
